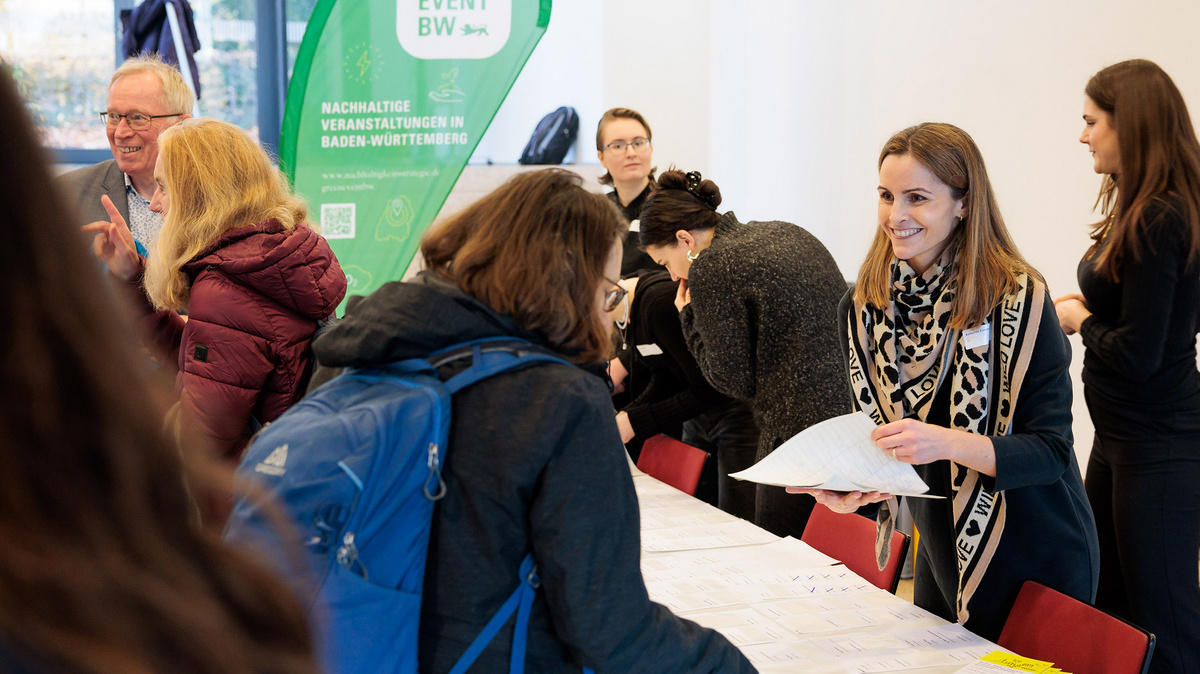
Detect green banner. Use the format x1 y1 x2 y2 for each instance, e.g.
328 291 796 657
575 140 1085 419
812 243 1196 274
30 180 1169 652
282 0 551 298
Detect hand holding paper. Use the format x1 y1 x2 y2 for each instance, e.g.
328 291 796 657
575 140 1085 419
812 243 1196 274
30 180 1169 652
729 412 934 497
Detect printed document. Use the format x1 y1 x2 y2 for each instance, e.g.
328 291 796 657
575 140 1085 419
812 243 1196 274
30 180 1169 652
729 412 934 496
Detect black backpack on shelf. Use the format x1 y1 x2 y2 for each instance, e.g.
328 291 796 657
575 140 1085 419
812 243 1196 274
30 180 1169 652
518 106 578 165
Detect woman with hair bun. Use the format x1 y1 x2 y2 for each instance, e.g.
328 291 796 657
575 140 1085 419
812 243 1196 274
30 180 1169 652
1057 59 1200 672
639 169 849 538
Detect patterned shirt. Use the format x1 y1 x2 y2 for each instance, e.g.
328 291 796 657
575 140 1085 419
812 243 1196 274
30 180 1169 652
124 172 162 249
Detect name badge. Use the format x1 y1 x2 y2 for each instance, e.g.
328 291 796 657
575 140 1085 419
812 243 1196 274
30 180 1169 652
628 218 640 232
963 322 991 350
637 343 663 356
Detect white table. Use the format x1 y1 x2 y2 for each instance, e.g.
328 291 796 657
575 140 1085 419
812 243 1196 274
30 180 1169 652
634 471 1000 673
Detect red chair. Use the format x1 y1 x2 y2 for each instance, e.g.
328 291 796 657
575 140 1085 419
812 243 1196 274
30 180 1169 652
800 504 910 593
998 580 1155 674
636 435 708 496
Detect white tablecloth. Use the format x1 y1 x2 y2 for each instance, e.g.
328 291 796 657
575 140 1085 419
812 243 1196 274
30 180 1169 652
634 472 1000 673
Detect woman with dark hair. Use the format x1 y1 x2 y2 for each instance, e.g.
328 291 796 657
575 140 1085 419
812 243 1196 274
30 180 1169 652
805 122 1098 641
639 169 848 538
596 107 658 276
83 118 347 462
1056 59 1200 672
310 169 754 673
0 70 318 672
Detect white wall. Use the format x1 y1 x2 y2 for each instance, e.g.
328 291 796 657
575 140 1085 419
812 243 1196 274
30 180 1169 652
701 0 1200 470
467 3 604 165
477 0 1200 470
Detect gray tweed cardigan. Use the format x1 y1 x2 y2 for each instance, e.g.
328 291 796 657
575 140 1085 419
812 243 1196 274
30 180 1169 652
679 212 850 460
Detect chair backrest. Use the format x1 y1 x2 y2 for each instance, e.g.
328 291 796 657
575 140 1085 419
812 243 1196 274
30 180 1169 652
799 504 910 593
998 580 1154 674
636 435 708 496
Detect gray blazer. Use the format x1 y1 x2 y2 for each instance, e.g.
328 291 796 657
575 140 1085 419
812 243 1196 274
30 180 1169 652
58 159 130 226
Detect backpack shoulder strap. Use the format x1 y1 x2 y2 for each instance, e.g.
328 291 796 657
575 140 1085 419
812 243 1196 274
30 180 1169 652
429 338 570 395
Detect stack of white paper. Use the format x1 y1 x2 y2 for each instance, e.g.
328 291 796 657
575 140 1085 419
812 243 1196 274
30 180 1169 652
729 412 933 497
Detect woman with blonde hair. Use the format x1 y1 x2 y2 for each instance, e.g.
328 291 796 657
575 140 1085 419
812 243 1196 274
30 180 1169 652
1057 59 1200 672
804 122 1098 640
0 68 318 673
85 118 347 462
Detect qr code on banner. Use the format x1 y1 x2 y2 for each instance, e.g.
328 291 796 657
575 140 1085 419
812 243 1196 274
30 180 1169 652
321 203 356 239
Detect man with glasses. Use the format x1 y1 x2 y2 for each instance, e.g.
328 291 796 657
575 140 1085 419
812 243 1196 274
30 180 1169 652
60 54 192 250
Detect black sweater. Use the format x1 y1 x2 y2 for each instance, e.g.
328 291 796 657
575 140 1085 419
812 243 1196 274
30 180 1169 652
621 271 732 440
679 213 849 458
608 184 658 277
1078 197 1200 411
314 273 755 674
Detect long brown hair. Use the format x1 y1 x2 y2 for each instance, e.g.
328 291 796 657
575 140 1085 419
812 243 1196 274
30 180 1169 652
0 70 316 672
421 169 626 364
1084 59 1200 280
145 118 309 311
855 123 1039 330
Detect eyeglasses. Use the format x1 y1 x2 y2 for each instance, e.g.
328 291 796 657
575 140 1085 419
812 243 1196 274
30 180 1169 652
603 279 628 312
99 111 184 131
602 137 651 154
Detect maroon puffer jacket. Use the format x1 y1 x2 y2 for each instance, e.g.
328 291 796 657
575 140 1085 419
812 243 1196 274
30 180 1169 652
137 219 347 460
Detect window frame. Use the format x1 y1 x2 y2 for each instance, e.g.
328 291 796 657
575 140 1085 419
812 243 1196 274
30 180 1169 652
51 0 289 163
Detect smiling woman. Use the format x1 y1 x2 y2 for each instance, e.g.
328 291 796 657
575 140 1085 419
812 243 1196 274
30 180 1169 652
827 122 1100 641
876 153 965 275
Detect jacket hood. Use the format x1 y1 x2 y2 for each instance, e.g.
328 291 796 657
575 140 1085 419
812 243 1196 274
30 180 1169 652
182 219 346 319
313 272 550 368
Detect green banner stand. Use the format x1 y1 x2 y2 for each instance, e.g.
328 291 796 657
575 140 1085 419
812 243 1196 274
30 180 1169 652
281 0 551 299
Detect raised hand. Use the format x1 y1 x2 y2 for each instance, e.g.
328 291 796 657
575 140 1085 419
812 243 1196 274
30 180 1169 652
81 195 142 281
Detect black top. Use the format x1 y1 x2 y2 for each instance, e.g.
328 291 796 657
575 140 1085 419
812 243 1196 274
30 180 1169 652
1078 197 1200 411
607 184 659 277
838 289 1099 641
621 271 732 440
680 212 850 458
315 273 754 674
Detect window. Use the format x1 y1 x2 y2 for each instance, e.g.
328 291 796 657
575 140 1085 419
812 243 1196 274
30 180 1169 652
1 0 303 163
0 0 115 154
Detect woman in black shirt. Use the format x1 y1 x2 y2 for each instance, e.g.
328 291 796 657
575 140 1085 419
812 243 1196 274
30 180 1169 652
612 270 759 520
595 107 658 276
1056 59 1200 673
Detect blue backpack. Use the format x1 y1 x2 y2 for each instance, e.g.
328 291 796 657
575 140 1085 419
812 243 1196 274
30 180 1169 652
225 338 590 674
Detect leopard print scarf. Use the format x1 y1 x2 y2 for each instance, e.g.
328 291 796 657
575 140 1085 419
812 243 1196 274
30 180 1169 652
847 251 1043 625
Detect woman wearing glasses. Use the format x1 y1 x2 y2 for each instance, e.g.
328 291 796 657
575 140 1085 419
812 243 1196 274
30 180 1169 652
596 107 658 276
82 118 347 467
1056 60 1200 672
310 169 755 672
639 170 849 538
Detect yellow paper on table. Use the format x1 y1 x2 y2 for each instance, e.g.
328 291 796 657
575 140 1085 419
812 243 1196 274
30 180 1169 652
980 650 1056 672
